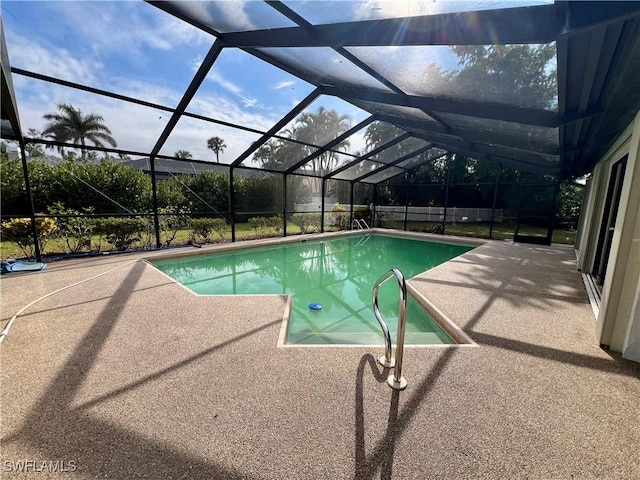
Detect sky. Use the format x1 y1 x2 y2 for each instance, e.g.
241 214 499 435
1 0 552 167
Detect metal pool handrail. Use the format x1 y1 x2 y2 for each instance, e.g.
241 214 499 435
372 268 408 390
351 219 370 230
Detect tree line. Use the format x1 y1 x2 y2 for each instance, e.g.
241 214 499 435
0 154 310 218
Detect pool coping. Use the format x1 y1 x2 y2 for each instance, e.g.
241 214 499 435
144 229 484 349
144 228 485 262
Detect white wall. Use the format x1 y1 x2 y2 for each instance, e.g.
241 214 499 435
623 279 640 362
578 109 640 361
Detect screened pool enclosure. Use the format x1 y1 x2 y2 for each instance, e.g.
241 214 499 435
2 1 640 258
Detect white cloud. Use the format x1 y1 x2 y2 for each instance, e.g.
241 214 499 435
206 71 261 109
9 29 183 111
215 1 255 31
188 93 277 132
208 71 243 96
242 97 259 108
190 56 204 74
108 78 183 110
54 1 211 55
274 80 296 90
7 33 100 85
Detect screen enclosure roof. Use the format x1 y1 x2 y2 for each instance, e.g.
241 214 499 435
2 1 640 183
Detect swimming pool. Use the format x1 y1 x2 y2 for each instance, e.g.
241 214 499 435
150 233 473 345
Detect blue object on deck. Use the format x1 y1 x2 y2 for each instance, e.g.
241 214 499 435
1 260 47 274
308 302 322 311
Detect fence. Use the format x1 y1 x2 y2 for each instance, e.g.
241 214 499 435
292 203 503 226
375 206 503 223
292 202 368 225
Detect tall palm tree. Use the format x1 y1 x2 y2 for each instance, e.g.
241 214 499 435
42 103 117 161
175 150 192 159
207 136 226 163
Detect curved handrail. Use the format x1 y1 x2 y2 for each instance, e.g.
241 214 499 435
372 268 408 389
351 219 371 230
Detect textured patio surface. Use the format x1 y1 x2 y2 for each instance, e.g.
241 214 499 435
1 233 639 479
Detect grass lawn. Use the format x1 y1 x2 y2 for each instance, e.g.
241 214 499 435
0 221 575 261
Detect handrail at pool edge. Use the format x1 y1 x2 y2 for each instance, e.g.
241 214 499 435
372 267 408 390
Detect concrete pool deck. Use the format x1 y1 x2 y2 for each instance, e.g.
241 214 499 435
1 231 639 479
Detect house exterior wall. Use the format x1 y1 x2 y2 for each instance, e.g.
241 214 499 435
577 110 640 362
624 273 640 361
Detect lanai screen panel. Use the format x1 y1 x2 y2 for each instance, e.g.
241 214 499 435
348 100 437 123
281 0 554 24
186 48 315 132
406 126 559 167
159 115 263 164
333 160 387 181
333 138 429 180
436 113 559 151
348 121 407 157
291 151 358 178
360 166 405 184
274 96 370 149
233 168 283 220
362 146 448 184
255 47 394 93
248 137 320 172
159 1 297 32
290 120 407 179
368 137 431 165
339 137 431 181
345 43 558 111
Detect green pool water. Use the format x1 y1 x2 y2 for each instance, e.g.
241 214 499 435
150 234 472 345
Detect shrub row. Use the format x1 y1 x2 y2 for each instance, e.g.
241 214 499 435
1 212 331 258
1 215 227 258
0 156 311 218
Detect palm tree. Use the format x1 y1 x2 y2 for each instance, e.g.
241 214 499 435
296 107 351 174
175 150 192 159
42 103 117 161
293 107 351 194
207 136 226 163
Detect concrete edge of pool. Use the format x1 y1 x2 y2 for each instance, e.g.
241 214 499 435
143 228 486 262
144 229 484 349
